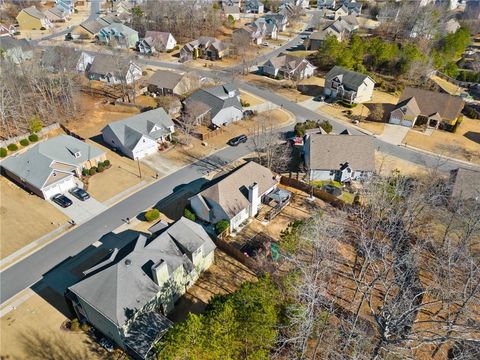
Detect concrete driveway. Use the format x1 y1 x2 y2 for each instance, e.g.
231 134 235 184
377 124 410 145
49 194 107 224
140 153 182 178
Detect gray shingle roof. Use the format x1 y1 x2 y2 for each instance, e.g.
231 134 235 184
22 6 47 20
146 70 183 90
144 31 173 48
185 84 242 120
0 37 32 51
0 135 105 189
325 66 374 90
88 53 138 77
103 108 174 150
40 46 82 71
306 133 375 171
79 17 112 35
68 217 215 327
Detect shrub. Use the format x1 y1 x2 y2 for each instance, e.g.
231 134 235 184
28 133 39 142
215 219 230 234
103 159 111 167
82 168 89 176
97 163 105 173
40 27 46 31
89 167 97 176
80 323 90 332
338 100 357 108
183 208 196 222
7 143 18 151
70 318 80 331
0 148 7 157
145 208 160 222
29 116 42 133
240 99 251 107
319 120 332 134
20 138 29 146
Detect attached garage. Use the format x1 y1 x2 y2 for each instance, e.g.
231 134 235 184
42 176 76 199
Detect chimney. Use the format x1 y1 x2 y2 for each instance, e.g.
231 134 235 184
151 259 169 286
248 182 260 217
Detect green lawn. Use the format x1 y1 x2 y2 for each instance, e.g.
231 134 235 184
311 180 342 188
339 192 355 204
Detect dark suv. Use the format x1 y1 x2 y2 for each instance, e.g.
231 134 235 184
228 134 248 146
69 187 90 201
51 194 73 208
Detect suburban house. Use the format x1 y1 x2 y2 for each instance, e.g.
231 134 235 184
0 37 34 64
97 23 139 48
333 4 349 19
389 87 465 129
136 31 177 54
145 70 200 96
189 161 279 231
67 217 216 359
16 6 52 30
303 133 375 182
262 53 316 80
71 17 113 39
318 0 336 9
40 46 94 72
44 6 70 22
223 5 241 20
87 54 142 85
244 0 264 13
303 27 343 49
180 37 228 62
0 24 15 37
324 66 375 103
102 108 175 160
252 17 278 39
234 23 266 45
448 168 480 202
0 135 106 199
56 0 75 15
264 13 288 32
183 84 243 127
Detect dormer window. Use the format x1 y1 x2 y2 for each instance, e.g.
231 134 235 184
74 151 81 159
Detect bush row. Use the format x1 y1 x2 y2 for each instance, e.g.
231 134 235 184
0 134 40 157
81 160 111 176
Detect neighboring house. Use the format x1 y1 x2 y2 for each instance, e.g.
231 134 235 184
262 53 316 80
449 168 480 202
0 24 16 37
250 17 278 39
87 54 142 84
115 0 134 15
245 0 264 13
136 31 177 54
180 36 228 62
44 6 69 22
189 161 279 231
234 23 265 45
67 217 216 360
0 135 106 199
333 4 349 19
224 5 241 20
264 13 288 32
345 1 362 16
304 21 347 49
389 87 465 129
145 70 200 96
98 23 139 48
0 37 33 64
184 84 243 127
40 46 94 72
304 133 375 182
72 17 113 39
318 0 336 9
324 66 374 103
16 6 52 30
102 108 175 159
56 0 75 15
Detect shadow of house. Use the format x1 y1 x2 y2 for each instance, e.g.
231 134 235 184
464 131 480 145
297 84 324 97
364 103 396 122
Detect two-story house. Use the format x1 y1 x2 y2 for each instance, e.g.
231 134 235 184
136 31 177 54
180 37 228 62
324 66 375 103
97 23 139 49
87 54 142 85
262 53 316 80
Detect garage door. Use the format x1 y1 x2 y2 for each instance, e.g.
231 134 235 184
389 117 401 125
43 177 76 199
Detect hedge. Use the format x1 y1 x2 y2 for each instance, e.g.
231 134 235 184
0 148 7 157
89 167 97 176
20 139 29 146
103 159 111 167
215 219 230 234
7 143 18 151
338 100 357 108
28 133 39 142
145 208 160 222
97 163 105 173
183 208 196 222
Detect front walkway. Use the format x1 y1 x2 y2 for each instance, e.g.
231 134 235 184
377 124 410 146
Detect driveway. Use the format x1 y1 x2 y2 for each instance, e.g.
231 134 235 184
49 194 107 224
140 152 182 178
376 124 410 146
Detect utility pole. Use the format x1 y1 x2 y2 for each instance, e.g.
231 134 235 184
137 159 142 178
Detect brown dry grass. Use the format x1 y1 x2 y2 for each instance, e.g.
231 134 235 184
375 151 428 177
430 75 462 95
402 118 480 164
240 90 265 106
0 178 69 259
135 95 158 108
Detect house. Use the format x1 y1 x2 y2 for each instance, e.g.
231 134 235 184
345 1 362 16
56 0 75 15
224 5 241 20
318 0 336 9
324 66 375 103
245 0 264 13
71 17 113 39
102 108 175 159
264 13 288 32
87 54 142 84
262 53 316 80
189 161 279 231
389 87 465 129
184 84 243 127
333 4 349 19
145 70 200 96
67 217 216 359
250 17 278 39
303 133 375 182
136 31 177 54
234 23 265 45
44 6 69 22
0 135 106 199
303 21 347 50
180 36 228 62
40 46 94 72
448 168 480 202
0 37 34 64
115 0 134 15
0 24 15 37
16 6 52 30
97 23 139 48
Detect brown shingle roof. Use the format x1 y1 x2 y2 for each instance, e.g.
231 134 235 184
449 168 480 200
399 87 464 123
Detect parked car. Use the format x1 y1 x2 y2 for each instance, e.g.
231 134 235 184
314 95 325 102
243 110 254 117
51 194 73 208
69 187 90 201
228 134 248 146
262 42 269 47
322 184 342 197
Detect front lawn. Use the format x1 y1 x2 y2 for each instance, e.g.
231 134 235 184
311 180 342 188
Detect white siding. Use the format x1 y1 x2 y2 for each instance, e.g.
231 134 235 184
211 107 243 127
131 135 158 159
42 176 76 198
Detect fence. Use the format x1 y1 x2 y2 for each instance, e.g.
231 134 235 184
0 123 60 148
59 124 86 141
212 235 263 276
434 70 476 88
194 127 225 141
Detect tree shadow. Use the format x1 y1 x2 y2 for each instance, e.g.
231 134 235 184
364 103 396 122
297 84 324 97
464 131 480 145
167 294 207 323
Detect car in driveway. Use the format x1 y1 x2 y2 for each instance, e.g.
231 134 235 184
69 187 90 201
51 193 73 208
228 134 248 146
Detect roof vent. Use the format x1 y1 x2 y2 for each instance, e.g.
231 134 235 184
125 259 132 266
